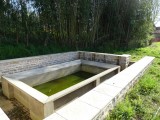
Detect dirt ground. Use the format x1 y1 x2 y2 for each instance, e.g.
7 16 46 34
0 84 31 120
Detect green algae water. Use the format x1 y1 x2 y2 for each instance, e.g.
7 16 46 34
33 71 95 96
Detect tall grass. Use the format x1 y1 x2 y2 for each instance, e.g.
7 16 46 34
0 44 72 60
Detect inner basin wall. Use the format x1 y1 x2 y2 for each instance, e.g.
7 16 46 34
19 61 82 87
18 61 106 87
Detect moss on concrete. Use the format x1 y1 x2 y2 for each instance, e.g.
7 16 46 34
33 71 95 96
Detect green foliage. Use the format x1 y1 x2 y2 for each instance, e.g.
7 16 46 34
138 76 157 95
0 43 71 60
108 98 135 120
0 0 159 50
131 97 145 119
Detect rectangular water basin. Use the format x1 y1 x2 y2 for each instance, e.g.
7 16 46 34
2 60 120 119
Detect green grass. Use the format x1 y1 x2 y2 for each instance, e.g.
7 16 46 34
0 44 72 60
107 43 160 120
33 71 94 96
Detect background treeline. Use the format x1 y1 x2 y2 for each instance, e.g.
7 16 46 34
0 0 159 59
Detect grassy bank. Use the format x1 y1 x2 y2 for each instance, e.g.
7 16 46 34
0 44 72 60
107 43 160 120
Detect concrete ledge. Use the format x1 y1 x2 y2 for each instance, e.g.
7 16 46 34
0 108 10 120
44 56 154 120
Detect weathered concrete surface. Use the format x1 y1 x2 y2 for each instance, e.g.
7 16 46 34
44 56 154 120
5 60 81 86
0 52 78 76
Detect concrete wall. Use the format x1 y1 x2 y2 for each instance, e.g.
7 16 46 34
79 51 130 70
0 52 78 76
0 51 130 82
54 82 96 110
81 65 105 74
19 60 81 86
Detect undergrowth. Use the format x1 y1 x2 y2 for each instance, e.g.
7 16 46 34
0 44 72 60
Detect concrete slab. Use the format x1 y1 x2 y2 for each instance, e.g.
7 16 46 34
43 113 66 120
0 108 10 120
93 83 121 97
103 75 132 88
56 100 100 120
78 90 113 109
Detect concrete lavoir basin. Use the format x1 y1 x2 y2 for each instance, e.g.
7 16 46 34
1 51 131 119
2 60 120 120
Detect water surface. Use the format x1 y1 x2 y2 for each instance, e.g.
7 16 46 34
33 71 95 96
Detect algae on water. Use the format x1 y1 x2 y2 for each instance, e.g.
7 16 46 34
33 71 95 96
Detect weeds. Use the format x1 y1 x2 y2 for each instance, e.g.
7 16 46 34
138 76 157 95
108 98 135 120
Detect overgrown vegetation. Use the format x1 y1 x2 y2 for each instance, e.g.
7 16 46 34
0 0 159 51
0 43 72 60
107 42 160 120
